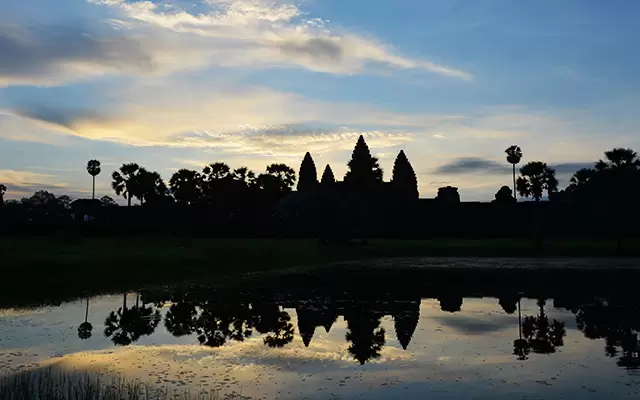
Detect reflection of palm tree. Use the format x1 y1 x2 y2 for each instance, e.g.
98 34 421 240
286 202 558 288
252 302 294 348
104 293 160 346
512 298 529 360
195 301 254 347
165 302 198 337
78 298 93 340
345 309 386 365
521 299 566 354
575 300 640 371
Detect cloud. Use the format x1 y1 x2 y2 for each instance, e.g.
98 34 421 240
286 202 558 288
0 169 74 198
0 23 153 86
6 78 430 155
551 162 594 175
84 0 471 78
0 0 471 86
434 157 511 175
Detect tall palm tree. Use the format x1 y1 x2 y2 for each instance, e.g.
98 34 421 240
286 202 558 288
86 160 101 200
505 146 523 201
111 163 140 207
516 161 558 201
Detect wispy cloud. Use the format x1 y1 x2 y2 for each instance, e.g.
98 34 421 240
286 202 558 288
0 169 73 198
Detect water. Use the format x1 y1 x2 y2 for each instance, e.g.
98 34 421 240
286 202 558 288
1 264 640 399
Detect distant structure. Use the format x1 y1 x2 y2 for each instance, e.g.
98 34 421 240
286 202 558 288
436 186 460 204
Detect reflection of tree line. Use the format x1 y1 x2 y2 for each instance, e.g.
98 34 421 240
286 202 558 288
76 292 640 368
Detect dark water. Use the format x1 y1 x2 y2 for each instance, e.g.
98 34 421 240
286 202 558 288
1 263 640 399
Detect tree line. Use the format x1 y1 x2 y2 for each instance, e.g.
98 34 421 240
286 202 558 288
1 136 639 243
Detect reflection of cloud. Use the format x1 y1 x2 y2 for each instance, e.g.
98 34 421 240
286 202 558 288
432 314 514 335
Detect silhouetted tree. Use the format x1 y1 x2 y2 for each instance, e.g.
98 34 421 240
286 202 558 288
567 168 595 194
86 160 101 200
57 195 72 210
169 169 202 205
232 167 256 186
266 164 296 191
112 163 141 207
320 164 335 185
1 184 7 210
137 169 169 205
77 298 93 340
391 150 418 199
516 162 558 201
297 152 318 193
344 135 383 187
100 195 118 207
505 145 522 201
493 185 515 204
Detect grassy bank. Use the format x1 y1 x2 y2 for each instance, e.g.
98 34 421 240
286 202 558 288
2 236 640 301
0 367 221 400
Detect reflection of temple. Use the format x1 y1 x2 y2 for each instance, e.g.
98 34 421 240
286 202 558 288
295 300 338 347
292 297 421 363
392 300 420 350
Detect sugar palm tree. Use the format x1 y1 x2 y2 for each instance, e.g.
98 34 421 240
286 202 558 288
86 160 101 200
505 146 523 201
516 161 558 202
111 163 140 207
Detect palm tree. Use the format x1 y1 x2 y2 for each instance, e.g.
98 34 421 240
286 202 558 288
516 161 558 201
169 169 202 205
111 163 141 207
78 298 93 340
86 160 101 200
505 146 523 201
0 184 6 210
137 168 167 205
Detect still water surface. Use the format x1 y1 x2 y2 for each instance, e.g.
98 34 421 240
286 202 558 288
1 265 639 399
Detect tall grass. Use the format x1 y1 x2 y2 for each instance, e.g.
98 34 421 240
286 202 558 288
0 367 224 400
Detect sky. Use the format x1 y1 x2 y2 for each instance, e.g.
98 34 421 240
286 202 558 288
1 0 640 201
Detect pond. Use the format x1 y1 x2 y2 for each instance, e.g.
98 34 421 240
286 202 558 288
1 263 640 399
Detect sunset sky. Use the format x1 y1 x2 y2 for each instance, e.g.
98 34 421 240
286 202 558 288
2 0 640 201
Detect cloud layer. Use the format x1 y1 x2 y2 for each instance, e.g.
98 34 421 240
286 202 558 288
0 0 471 86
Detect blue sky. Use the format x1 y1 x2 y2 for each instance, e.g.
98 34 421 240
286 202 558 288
1 0 640 201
